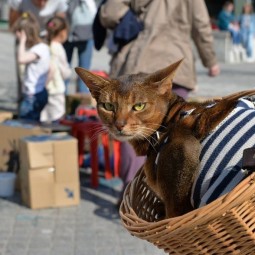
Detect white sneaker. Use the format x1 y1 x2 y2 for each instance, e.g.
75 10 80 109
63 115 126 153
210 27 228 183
246 57 254 63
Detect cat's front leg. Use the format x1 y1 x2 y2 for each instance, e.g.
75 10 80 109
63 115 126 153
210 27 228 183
156 126 201 218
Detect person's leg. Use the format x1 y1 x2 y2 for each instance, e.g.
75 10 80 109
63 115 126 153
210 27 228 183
34 88 48 121
119 141 146 199
246 33 254 58
19 89 48 122
63 41 75 94
77 39 94 93
241 29 249 56
172 83 191 100
63 40 75 64
19 94 35 120
229 28 241 45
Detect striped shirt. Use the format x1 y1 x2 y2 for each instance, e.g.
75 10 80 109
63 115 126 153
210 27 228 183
191 98 255 208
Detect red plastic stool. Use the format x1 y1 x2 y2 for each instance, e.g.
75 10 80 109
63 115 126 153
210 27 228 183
75 106 98 118
75 105 121 179
60 119 121 188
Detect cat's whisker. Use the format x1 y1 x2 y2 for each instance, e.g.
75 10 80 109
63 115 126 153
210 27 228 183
139 134 158 152
90 128 107 142
135 127 159 145
79 125 106 143
140 127 158 136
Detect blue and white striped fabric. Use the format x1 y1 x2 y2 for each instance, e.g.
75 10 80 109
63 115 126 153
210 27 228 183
191 98 255 208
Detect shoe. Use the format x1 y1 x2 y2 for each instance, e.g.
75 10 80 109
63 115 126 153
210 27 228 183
246 57 254 63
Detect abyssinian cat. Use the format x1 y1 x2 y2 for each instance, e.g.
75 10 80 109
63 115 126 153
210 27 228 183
75 60 255 218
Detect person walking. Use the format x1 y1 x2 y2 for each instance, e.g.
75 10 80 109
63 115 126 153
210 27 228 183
218 1 241 45
239 1 255 62
40 16 72 122
12 12 50 121
64 0 97 93
98 0 220 204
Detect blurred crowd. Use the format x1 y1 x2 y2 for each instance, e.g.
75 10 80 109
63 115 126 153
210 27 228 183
8 0 97 123
213 0 255 62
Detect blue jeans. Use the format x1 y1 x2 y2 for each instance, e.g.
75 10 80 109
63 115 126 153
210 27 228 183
229 27 241 45
241 29 254 58
19 88 48 121
64 39 94 93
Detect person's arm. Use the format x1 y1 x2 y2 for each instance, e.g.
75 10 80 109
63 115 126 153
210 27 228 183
16 30 38 64
55 0 68 18
99 0 131 29
191 0 220 76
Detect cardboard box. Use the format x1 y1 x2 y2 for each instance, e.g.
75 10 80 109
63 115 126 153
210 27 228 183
0 120 50 173
20 140 54 169
20 168 55 209
19 133 80 209
20 134 79 183
0 111 13 122
54 182 80 207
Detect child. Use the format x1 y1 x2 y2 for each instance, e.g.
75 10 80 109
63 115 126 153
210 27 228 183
40 16 71 122
239 2 255 62
12 12 50 121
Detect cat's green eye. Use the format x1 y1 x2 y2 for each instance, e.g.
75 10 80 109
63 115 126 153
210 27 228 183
133 103 146 111
103 102 115 111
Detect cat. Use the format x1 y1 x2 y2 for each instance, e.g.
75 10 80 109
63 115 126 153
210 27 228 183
75 60 255 218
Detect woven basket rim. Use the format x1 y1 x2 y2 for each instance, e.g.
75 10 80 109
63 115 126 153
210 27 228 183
120 168 255 234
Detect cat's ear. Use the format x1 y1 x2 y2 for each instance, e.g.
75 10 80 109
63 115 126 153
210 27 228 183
75 67 110 98
147 59 183 94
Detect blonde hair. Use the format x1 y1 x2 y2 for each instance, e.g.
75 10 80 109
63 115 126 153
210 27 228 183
12 12 41 48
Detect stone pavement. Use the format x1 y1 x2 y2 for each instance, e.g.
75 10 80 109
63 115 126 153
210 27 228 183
1 30 255 255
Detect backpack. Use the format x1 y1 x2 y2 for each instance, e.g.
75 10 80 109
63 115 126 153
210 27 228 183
67 0 97 42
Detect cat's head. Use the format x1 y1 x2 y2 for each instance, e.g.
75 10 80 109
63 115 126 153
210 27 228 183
75 60 182 142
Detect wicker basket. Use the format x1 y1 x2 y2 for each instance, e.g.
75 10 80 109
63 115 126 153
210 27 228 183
120 168 255 255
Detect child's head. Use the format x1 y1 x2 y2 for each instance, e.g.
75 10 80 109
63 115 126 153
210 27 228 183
12 12 41 48
46 16 69 44
242 2 253 14
223 1 234 12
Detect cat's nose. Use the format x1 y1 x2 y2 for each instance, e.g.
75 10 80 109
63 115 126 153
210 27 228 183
115 120 125 131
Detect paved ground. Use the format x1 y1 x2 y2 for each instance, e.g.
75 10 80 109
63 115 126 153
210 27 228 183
1 29 255 255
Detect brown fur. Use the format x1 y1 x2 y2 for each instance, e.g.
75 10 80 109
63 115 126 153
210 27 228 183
75 61 255 218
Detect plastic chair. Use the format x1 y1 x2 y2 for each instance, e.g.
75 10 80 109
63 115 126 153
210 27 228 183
75 106 121 178
75 106 98 118
60 118 121 188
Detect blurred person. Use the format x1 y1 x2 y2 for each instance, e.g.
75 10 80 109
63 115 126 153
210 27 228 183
12 12 50 121
239 1 255 62
64 0 97 93
8 0 67 106
40 16 71 122
8 0 67 37
98 0 220 204
218 1 241 45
